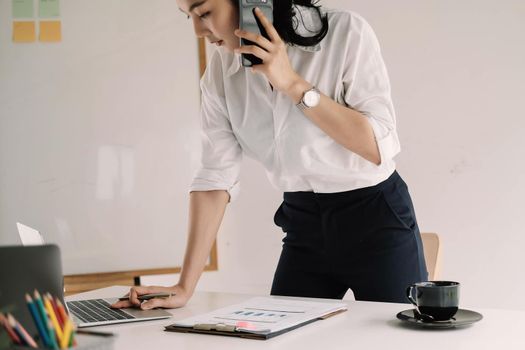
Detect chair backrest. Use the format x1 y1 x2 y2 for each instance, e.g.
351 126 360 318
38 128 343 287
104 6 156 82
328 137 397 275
421 232 441 280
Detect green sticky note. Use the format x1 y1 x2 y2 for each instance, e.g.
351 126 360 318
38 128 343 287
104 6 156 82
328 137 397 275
39 0 60 18
12 0 34 18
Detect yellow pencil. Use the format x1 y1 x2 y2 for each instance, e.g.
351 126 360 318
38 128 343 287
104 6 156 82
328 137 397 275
59 320 73 349
43 295 63 344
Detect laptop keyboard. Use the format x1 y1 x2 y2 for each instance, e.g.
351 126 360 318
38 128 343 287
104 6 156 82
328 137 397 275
67 299 135 323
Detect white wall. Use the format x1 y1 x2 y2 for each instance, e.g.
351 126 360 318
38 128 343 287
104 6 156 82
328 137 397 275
144 0 525 311
331 0 525 310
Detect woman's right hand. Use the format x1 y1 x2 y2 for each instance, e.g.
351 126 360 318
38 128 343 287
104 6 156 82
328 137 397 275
110 284 191 310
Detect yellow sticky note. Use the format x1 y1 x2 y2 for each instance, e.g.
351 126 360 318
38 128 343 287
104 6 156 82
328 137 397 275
39 20 61 42
13 21 36 43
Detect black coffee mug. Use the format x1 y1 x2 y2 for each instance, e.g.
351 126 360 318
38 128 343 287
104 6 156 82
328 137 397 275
406 281 460 321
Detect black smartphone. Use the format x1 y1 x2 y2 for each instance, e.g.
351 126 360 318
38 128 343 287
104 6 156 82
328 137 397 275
238 0 274 67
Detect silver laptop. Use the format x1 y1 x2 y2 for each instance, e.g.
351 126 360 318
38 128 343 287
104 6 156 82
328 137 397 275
17 222 45 246
13 226 171 328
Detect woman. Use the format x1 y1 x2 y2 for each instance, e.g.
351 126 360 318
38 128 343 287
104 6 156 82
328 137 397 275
112 0 427 310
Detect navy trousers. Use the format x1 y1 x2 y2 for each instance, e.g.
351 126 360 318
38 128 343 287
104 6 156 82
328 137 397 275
270 171 428 303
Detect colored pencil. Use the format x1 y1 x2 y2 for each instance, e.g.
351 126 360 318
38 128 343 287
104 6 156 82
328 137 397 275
55 300 69 328
48 294 64 329
8 316 26 346
46 319 59 350
7 313 38 348
56 299 77 346
34 290 53 345
59 320 73 349
44 294 64 343
0 313 22 345
26 293 51 347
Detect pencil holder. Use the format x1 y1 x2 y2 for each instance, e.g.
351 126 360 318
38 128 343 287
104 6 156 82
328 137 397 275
12 333 115 350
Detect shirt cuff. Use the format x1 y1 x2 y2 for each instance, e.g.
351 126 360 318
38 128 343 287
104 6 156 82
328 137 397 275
367 116 401 165
189 180 241 202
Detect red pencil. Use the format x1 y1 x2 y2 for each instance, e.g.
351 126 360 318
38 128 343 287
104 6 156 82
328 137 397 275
56 299 69 325
0 313 22 345
7 313 38 348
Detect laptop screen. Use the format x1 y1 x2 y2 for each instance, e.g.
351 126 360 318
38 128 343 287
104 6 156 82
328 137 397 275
16 222 45 246
0 245 64 338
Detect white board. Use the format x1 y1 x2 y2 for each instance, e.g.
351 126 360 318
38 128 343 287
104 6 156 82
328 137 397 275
0 0 203 275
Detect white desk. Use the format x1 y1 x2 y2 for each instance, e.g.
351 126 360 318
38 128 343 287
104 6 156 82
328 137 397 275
68 286 525 349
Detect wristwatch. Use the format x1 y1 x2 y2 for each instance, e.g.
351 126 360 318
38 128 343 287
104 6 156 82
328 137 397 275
296 86 321 111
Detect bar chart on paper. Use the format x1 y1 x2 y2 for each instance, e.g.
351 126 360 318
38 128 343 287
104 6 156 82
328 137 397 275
169 297 347 334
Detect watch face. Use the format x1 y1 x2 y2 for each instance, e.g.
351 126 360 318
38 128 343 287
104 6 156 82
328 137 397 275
304 89 321 107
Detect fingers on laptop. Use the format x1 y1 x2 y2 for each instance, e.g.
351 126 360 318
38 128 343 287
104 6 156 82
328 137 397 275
110 286 169 309
140 297 166 310
110 286 148 308
140 294 181 310
110 299 132 308
129 286 151 306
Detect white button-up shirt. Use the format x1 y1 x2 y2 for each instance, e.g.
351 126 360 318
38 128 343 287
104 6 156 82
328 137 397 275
190 6 400 201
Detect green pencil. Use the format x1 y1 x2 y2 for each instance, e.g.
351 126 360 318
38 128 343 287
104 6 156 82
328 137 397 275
33 290 53 347
46 320 59 350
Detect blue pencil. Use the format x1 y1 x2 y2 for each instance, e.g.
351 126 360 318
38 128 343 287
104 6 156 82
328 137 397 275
26 293 50 347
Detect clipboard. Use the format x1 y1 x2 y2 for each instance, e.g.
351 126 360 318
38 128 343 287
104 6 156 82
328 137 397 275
164 299 347 340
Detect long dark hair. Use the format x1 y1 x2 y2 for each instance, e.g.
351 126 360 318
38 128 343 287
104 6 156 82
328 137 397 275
233 0 329 48
275 0 329 47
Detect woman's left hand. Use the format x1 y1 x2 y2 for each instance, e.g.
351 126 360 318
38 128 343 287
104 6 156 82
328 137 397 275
234 7 300 93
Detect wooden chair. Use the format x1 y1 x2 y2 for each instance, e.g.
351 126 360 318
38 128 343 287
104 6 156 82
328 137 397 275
421 232 442 280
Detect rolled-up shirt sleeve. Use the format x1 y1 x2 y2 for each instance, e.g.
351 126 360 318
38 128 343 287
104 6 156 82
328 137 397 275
342 14 401 164
189 54 242 201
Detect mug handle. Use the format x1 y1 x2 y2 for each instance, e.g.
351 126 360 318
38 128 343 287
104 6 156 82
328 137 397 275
406 284 418 306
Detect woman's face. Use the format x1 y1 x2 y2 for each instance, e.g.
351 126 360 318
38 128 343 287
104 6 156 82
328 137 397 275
177 0 240 51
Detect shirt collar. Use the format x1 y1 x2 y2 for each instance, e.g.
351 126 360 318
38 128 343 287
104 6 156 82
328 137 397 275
225 5 323 77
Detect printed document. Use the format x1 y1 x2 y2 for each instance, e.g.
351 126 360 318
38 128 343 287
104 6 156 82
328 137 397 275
172 297 347 335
